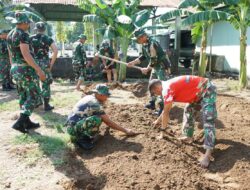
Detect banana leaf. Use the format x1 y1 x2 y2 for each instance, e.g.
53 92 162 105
133 9 151 27
182 10 230 26
178 0 203 9
156 9 192 23
96 0 107 9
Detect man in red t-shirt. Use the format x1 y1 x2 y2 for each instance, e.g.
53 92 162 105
149 75 217 168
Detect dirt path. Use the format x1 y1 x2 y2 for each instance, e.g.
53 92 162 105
0 80 250 190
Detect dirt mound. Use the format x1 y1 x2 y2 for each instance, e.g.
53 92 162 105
1 81 250 190
82 82 149 98
122 81 149 98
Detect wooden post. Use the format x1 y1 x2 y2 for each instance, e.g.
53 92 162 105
172 16 181 74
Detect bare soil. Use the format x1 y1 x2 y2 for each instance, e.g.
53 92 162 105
0 80 250 190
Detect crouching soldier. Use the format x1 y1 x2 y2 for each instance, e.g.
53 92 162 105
66 84 137 150
149 76 217 168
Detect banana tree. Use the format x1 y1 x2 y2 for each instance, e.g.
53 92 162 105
225 0 250 88
77 0 151 81
0 1 44 30
157 0 232 77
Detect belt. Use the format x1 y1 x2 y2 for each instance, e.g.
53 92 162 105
12 63 28 67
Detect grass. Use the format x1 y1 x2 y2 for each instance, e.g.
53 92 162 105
12 133 71 166
4 81 80 166
51 91 80 108
0 99 19 112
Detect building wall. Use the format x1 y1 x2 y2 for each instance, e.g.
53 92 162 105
204 21 250 77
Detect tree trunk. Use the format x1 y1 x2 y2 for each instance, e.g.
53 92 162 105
239 26 248 88
118 37 129 81
198 24 208 76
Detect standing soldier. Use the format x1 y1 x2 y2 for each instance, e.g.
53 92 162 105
98 41 117 83
7 12 46 133
72 34 87 91
128 29 171 115
0 29 14 91
30 22 58 111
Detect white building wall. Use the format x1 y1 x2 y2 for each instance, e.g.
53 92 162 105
204 21 250 77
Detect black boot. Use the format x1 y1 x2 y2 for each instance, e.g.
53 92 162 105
26 117 40 129
44 98 54 111
2 84 11 91
12 114 29 133
145 99 156 110
6 82 15 90
75 136 94 150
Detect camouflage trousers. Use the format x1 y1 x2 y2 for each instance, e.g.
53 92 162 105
182 81 217 149
72 62 86 81
11 65 42 116
36 59 53 99
149 68 170 107
0 58 11 85
67 116 102 140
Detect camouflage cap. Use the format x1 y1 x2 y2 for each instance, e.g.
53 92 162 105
34 22 46 31
93 84 111 96
12 12 31 24
133 28 147 38
78 34 87 40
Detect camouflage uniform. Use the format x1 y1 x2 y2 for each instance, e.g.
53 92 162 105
139 37 171 81
7 28 42 116
66 95 105 150
72 41 87 81
135 29 171 114
182 81 217 149
99 46 116 70
67 95 105 138
0 38 11 87
30 33 54 99
66 84 111 149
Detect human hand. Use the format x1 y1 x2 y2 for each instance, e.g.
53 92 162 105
125 129 140 136
141 68 148 75
37 69 46 81
127 61 135 68
152 120 160 128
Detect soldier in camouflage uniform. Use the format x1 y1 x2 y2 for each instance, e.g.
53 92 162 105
0 29 15 91
149 76 217 168
30 22 58 111
72 34 87 91
128 29 171 116
98 41 117 83
7 12 46 133
66 84 136 150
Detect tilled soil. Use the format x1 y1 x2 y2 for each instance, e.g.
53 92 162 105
0 82 250 190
